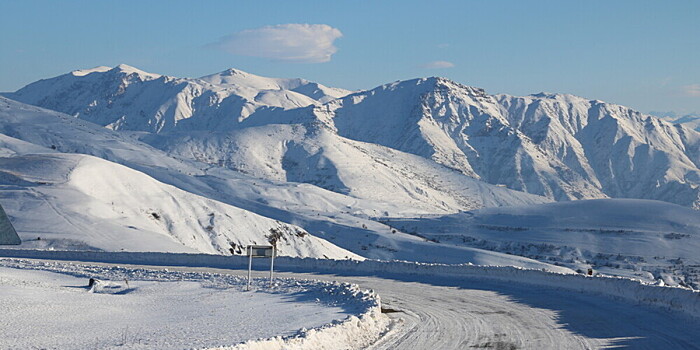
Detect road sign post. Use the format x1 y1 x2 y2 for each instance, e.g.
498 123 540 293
246 245 276 291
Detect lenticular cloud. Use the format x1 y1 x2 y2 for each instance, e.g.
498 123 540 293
212 24 343 63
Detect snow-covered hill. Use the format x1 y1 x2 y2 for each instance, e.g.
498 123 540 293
145 124 548 213
8 65 700 208
654 112 700 132
0 97 360 258
0 147 359 259
383 198 700 289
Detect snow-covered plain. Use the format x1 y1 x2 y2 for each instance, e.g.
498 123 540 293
0 258 387 350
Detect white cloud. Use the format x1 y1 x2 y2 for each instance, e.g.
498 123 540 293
211 24 342 63
421 60 455 69
681 84 700 97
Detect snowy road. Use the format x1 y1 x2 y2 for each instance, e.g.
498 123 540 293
129 265 700 349
246 271 699 349
5 258 699 349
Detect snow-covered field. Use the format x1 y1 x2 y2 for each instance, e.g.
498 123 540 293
0 258 387 350
382 198 700 289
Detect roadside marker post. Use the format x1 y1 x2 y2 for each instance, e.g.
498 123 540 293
246 245 276 291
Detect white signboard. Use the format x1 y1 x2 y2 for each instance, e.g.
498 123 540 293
246 245 276 290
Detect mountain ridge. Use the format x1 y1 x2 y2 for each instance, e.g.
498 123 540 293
6 64 700 208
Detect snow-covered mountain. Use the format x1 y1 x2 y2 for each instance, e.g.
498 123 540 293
0 96 557 267
321 78 700 207
652 111 700 132
8 65 700 208
7 64 350 133
3 66 700 284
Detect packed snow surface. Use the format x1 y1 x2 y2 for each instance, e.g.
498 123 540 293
0 259 385 350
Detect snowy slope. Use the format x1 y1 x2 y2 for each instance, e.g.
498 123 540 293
497 93 700 207
383 198 700 289
146 124 549 213
6 65 350 133
0 149 359 259
0 97 360 258
653 112 700 131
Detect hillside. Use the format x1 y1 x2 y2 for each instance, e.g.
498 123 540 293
323 78 700 207
383 198 700 288
0 148 360 259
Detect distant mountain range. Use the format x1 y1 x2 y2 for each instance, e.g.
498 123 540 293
650 111 700 131
7 64 700 208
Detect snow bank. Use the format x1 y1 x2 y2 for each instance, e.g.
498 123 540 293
216 284 388 350
2 249 698 320
0 258 389 350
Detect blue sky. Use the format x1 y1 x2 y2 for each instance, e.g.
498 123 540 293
1 0 699 114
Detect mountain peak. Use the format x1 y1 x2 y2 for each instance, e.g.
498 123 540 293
110 64 161 80
221 67 250 76
69 64 162 80
411 76 488 98
527 91 594 104
71 66 111 77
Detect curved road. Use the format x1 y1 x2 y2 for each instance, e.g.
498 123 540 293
9 259 699 349
192 267 699 350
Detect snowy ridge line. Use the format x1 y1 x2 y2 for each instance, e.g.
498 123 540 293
2 249 699 319
0 258 389 350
